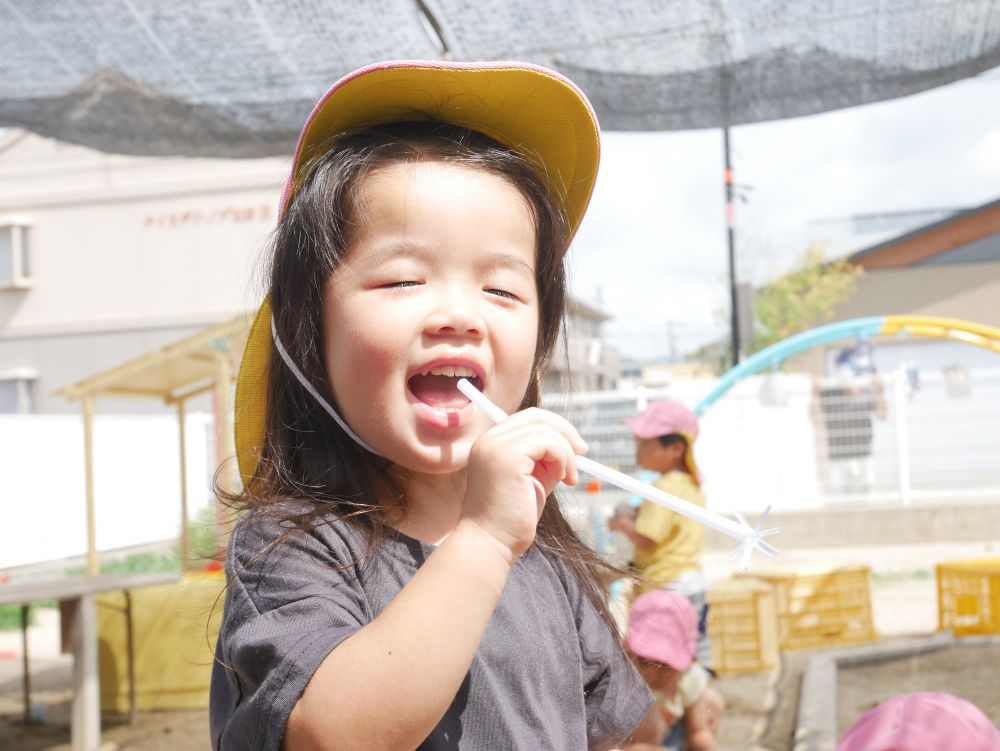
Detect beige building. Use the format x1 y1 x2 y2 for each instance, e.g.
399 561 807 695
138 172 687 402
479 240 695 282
544 296 621 393
0 130 620 412
841 198 1000 321
0 129 288 413
793 197 1000 373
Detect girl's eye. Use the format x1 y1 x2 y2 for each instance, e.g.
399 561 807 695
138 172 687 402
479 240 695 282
486 288 520 301
384 281 420 289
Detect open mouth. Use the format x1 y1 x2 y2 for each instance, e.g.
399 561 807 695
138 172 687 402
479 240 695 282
407 365 483 416
406 364 483 427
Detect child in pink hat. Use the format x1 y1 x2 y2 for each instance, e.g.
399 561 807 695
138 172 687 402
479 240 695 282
609 399 710 663
617 590 724 751
609 400 718 749
838 692 1000 751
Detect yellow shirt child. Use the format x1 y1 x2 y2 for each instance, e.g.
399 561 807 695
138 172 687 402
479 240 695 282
633 470 706 593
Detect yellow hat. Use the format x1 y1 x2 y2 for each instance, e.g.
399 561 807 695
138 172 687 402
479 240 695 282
235 60 601 485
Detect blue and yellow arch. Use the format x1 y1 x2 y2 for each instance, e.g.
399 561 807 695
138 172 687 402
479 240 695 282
693 316 1000 416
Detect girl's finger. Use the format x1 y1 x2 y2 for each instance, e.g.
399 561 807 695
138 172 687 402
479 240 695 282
486 406 588 455
493 423 578 480
533 456 578 490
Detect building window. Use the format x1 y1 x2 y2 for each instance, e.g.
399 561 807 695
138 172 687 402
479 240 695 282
0 371 37 413
0 221 33 289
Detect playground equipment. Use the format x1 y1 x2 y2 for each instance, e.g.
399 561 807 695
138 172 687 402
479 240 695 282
694 315 1000 416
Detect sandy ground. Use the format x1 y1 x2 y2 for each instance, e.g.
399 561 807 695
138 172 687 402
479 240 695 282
836 643 1000 737
1 540 996 750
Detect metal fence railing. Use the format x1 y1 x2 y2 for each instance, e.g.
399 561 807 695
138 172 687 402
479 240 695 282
543 368 1000 548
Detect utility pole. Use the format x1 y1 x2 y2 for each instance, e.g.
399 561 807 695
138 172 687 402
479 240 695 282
723 126 740 367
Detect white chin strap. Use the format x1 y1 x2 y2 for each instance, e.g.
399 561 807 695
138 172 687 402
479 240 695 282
270 317 382 456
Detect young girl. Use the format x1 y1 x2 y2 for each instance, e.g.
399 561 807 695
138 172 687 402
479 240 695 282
618 591 724 751
210 61 653 751
608 399 711 666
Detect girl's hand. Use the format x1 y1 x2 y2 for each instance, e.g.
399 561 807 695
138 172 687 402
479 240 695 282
461 407 587 563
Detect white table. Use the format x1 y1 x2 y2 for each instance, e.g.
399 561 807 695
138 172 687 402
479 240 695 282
0 572 181 751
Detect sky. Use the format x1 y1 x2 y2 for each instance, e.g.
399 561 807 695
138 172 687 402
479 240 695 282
568 68 1000 362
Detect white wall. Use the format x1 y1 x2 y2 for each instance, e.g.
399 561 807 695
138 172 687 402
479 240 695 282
696 374 822 512
0 411 214 569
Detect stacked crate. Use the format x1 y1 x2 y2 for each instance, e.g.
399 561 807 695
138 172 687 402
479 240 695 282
706 578 780 674
937 557 1000 635
708 562 877 671
740 562 877 651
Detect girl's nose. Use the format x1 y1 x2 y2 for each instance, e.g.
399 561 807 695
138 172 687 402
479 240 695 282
424 295 485 340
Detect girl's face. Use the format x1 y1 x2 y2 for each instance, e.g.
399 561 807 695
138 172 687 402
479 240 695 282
635 437 686 474
323 160 540 476
631 654 681 696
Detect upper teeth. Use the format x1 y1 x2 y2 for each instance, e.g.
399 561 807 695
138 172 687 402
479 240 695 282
422 365 476 378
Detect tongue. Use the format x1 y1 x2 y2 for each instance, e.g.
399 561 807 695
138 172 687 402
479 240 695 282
409 374 470 409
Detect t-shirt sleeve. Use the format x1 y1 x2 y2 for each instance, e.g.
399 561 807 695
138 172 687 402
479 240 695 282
634 497 677 545
209 513 371 751
678 663 710 708
553 556 654 750
634 474 699 544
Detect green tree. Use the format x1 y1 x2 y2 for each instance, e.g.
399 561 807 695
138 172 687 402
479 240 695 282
686 338 730 375
750 243 863 354
687 243 862 372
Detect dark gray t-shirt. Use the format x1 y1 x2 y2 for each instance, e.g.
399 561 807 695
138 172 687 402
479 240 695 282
210 511 652 750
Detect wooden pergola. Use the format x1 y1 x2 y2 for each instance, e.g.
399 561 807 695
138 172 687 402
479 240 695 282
59 313 251 576
28 314 253 750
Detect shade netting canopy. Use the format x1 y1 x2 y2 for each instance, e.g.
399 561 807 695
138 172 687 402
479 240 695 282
2 0 999 157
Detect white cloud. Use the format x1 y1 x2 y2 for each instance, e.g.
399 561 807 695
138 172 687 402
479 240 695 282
969 128 1000 177
570 73 1000 361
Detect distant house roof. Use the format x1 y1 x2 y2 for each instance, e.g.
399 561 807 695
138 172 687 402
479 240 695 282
849 196 1000 269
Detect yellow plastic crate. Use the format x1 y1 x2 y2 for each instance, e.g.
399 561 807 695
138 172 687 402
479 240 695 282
937 557 1000 635
707 578 780 674
97 571 224 712
738 562 877 651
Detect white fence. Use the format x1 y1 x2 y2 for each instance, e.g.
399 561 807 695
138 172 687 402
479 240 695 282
544 367 1000 547
1 412 214 570
3 367 998 570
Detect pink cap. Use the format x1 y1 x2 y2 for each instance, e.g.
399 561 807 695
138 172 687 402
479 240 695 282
624 400 699 441
837 692 1000 751
624 590 698 671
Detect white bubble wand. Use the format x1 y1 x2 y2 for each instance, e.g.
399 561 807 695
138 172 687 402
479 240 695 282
457 379 779 570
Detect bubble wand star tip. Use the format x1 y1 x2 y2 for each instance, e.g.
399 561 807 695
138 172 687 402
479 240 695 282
457 379 780 570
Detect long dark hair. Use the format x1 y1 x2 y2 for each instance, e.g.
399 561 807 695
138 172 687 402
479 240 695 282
222 121 626 638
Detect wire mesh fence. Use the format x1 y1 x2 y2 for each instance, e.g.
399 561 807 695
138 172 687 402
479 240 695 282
544 367 1000 551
